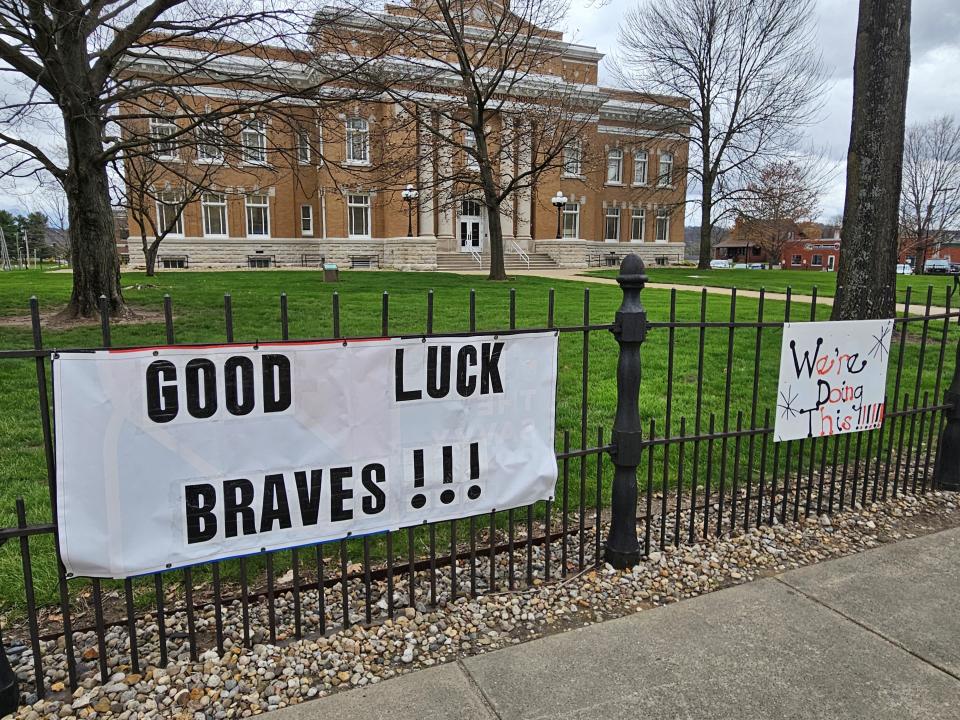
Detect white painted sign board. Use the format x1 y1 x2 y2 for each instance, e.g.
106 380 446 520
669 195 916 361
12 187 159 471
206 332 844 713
52 332 558 578
774 319 894 442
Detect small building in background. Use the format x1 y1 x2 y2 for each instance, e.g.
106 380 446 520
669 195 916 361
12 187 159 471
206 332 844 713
713 217 839 270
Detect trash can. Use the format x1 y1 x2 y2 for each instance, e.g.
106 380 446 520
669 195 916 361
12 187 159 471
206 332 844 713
323 263 339 283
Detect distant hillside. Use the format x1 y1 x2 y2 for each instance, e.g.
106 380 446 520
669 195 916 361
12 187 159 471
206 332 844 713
683 226 730 261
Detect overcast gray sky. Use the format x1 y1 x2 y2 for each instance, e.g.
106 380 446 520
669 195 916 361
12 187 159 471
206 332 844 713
569 0 960 223
1 0 957 224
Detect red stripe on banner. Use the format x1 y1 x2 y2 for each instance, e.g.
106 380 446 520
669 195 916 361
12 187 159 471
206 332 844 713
106 337 390 354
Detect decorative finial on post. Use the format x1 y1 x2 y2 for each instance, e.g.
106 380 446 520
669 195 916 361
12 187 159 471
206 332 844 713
934 334 960 491
604 254 648 568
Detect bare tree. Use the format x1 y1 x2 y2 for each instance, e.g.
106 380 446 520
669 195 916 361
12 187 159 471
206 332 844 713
0 0 372 317
315 0 604 280
735 158 825 265
616 0 826 269
832 0 911 320
899 115 960 274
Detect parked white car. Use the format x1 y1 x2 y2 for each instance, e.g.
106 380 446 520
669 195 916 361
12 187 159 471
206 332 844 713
896 263 914 275
710 259 732 269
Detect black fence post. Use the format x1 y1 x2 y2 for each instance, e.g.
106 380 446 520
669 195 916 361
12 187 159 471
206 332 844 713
0 635 17 716
934 334 960 491
605 254 647 568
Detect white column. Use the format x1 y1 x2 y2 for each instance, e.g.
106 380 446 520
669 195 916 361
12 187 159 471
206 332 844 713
499 116 514 244
516 120 532 244
417 113 435 238
437 114 455 247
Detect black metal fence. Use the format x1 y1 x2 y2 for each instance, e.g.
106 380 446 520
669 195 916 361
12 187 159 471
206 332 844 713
1 257 959 710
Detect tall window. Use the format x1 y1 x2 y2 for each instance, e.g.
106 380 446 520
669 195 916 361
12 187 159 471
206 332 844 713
347 194 371 237
631 208 646 242
655 206 670 242
201 193 228 237
563 140 582 176
346 118 369 164
241 119 267 164
633 150 648 185
604 206 620 241
562 202 580 239
245 193 270 237
150 117 178 160
196 122 223 162
657 151 674 187
463 130 479 170
606 149 623 184
155 191 183 236
300 204 314 235
297 131 311 164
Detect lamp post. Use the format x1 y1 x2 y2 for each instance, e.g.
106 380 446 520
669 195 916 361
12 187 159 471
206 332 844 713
551 191 568 240
401 184 419 238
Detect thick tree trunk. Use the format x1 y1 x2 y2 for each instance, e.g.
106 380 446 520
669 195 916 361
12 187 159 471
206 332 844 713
144 237 162 277
832 0 911 320
698 184 713 270
480 160 507 281
61 110 127 318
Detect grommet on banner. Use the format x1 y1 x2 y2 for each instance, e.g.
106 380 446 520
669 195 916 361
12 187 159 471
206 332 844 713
421 337 426 343
152 350 158 356
342 340 347 347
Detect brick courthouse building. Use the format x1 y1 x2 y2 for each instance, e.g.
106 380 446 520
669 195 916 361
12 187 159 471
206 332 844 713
123 3 689 270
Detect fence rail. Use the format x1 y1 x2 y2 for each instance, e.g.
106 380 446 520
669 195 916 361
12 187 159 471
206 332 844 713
1 256 958 711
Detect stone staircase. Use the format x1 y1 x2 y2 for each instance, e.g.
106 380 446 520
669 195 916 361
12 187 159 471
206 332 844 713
436 251 558 272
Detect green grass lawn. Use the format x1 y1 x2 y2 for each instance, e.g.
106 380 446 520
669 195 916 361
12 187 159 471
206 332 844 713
0 267 955 614
583 267 958 305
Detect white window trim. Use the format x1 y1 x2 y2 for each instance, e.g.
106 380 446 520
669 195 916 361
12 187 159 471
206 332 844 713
201 193 229 238
606 149 624 186
155 192 184 237
196 121 224 164
655 207 670 243
562 202 580 239
463 130 479 171
657 151 674 188
245 193 271 238
150 117 180 161
562 140 582 178
630 208 646 243
297 130 311 165
300 204 314 236
345 118 370 166
347 193 372 238
241 119 268 167
604 206 621 242
632 150 648 187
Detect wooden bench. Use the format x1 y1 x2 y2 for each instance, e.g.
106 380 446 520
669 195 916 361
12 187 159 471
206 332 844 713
349 254 380 269
588 251 624 267
300 254 325 267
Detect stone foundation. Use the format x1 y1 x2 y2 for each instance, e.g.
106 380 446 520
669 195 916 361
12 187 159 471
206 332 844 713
533 239 686 268
128 236 438 271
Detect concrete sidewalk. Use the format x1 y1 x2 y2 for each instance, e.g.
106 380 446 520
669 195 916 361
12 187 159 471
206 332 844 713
273 526 960 720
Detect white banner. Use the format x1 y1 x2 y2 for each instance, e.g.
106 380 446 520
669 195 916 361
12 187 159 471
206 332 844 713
774 319 894 442
52 332 558 578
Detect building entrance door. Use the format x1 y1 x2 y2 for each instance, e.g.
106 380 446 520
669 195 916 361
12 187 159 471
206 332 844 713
459 200 485 252
827 255 835 271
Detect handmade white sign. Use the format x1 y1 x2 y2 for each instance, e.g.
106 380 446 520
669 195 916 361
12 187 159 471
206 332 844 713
52 333 558 578
774 319 894 442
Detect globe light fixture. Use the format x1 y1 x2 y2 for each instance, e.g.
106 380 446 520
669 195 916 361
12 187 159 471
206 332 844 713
401 184 420 237
551 191 568 240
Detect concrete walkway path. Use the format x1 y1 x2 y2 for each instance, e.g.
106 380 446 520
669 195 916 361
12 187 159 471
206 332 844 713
452 268 950 314
272 526 960 720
